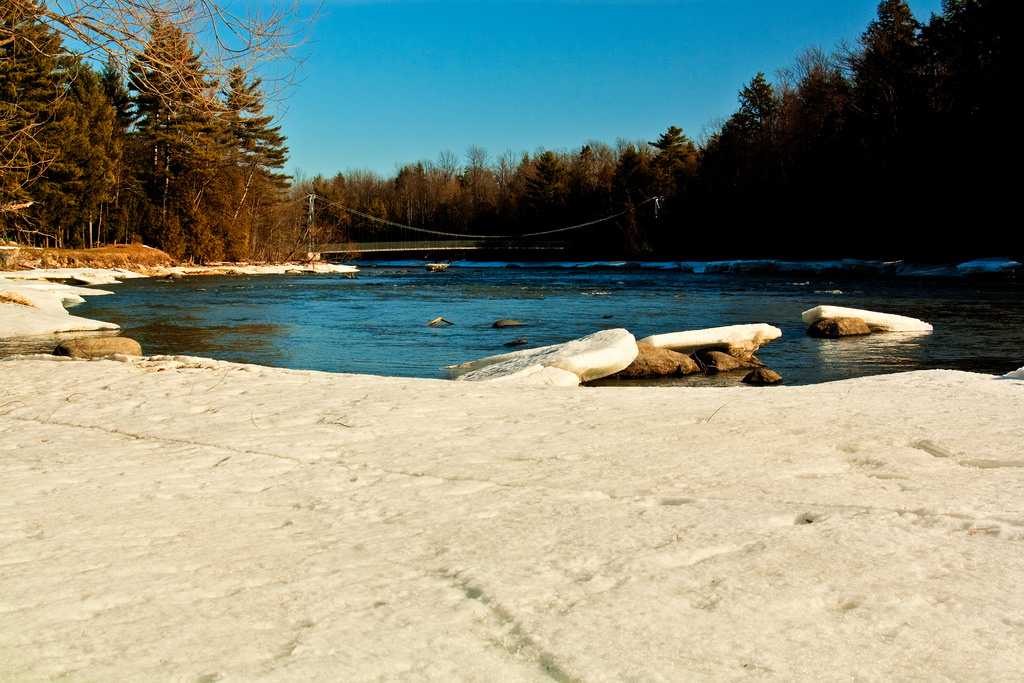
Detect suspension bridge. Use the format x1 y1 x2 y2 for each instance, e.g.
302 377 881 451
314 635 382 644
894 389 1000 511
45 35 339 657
302 195 662 260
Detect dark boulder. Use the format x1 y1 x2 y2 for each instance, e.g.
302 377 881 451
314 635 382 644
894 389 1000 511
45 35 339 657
504 338 529 347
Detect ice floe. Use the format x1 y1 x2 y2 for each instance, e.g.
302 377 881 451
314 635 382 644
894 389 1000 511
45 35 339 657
802 305 933 333
450 328 638 385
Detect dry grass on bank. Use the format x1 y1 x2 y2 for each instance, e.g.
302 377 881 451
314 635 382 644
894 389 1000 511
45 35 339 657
8 244 175 270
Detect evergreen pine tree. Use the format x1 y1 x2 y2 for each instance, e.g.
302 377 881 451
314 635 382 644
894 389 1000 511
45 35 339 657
0 0 63 236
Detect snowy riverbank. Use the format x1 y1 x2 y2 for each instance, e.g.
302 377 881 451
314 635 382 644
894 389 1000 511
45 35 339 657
2 355 1022 680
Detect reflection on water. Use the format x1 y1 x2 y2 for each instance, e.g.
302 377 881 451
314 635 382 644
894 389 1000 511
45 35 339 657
10 267 1021 386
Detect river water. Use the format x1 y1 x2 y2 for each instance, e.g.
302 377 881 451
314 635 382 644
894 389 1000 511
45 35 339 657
29 263 1024 385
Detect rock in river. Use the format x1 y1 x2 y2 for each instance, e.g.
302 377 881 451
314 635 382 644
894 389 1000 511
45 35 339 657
698 350 752 374
806 317 872 338
611 342 701 379
493 319 526 329
743 367 783 386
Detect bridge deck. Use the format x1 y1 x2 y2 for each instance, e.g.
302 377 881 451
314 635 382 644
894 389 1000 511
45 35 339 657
317 240 567 254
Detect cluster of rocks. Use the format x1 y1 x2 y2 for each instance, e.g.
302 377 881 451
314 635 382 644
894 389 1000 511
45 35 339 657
451 306 936 388
612 337 783 386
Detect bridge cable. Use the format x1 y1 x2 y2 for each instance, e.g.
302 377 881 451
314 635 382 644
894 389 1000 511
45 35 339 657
308 195 662 241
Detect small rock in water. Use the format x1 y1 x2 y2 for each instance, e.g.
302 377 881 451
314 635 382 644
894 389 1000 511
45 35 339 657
427 316 454 327
492 319 525 328
743 367 783 386
504 338 529 347
697 350 750 373
165 272 183 280
612 342 700 379
54 336 142 359
807 317 872 338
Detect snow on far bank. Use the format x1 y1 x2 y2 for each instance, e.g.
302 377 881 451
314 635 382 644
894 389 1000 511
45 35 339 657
802 305 934 333
639 323 782 355
0 267 143 285
1 357 1022 680
449 328 638 385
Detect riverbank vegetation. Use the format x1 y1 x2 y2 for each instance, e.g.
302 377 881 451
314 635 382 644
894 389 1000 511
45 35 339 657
2 1 1014 262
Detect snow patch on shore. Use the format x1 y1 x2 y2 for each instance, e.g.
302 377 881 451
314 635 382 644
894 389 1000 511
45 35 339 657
0 277 118 338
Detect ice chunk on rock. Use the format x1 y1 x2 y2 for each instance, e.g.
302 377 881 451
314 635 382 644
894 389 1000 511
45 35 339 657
638 323 782 356
802 306 933 333
450 329 638 384
1005 367 1024 380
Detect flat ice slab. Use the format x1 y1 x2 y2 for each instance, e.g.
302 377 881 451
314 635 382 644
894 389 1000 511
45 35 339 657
450 328 638 384
2 358 1023 680
639 323 782 355
802 305 933 332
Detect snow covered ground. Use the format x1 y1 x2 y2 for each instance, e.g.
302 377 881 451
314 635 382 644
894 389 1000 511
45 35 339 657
2 355 1023 680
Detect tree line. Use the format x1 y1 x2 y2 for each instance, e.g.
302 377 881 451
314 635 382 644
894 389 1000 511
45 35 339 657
3 0 1015 261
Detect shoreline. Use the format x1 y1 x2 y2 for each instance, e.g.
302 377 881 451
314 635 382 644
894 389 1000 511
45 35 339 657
1 354 1022 679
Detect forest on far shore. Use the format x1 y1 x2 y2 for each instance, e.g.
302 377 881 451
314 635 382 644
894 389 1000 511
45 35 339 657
1 1 1015 262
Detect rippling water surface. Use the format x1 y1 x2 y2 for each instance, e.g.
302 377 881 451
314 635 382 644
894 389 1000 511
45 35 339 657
32 264 1024 385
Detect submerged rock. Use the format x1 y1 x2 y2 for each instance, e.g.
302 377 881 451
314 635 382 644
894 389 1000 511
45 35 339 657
492 319 526 329
807 317 872 338
503 338 529 347
611 342 701 379
743 367 783 386
54 336 142 359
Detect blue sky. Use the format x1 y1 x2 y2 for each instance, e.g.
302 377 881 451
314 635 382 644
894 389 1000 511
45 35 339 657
280 0 943 177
